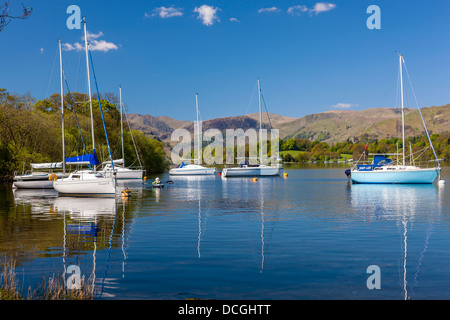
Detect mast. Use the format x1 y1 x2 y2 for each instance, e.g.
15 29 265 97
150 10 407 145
258 78 263 163
399 54 405 166
58 39 65 173
120 86 125 167
196 93 201 165
83 17 96 171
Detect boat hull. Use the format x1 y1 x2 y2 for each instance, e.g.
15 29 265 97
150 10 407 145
13 178 54 189
350 168 440 184
53 178 116 196
169 167 216 175
13 173 67 189
102 169 144 179
222 166 283 177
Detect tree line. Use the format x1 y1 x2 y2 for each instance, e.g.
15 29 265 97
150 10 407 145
0 88 167 178
280 134 450 163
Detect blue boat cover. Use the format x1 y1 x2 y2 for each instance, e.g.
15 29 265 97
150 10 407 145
179 162 188 168
373 155 393 166
65 149 100 166
357 155 393 171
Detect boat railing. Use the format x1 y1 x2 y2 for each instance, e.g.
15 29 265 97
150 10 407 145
352 159 441 170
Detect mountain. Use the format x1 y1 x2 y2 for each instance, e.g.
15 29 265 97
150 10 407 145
126 104 450 144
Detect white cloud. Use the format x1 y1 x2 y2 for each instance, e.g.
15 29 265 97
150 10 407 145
258 7 280 13
62 42 83 51
287 5 308 15
149 6 183 19
229 17 240 23
40 48 44 54
89 40 119 52
85 31 104 41
194 5 220 26
310 2 336 15
63 31 118 52
332 103 358 109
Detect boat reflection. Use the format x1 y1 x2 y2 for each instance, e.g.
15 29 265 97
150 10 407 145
53 196 117 221
350 183 439 220
221 175 267 273
350 183 440 299
13 188 59 209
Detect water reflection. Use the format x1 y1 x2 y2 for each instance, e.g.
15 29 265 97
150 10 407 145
1 167 448 300
3 185 135 298
53 197 117 220
13 189 59 215
350 184 440 300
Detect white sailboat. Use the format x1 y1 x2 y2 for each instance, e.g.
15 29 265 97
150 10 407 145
53 18 116 196
13 40 68 189
221 78 283 177
349 54 441 184
169 93 216 175
100 86 144 180
12 163 65 189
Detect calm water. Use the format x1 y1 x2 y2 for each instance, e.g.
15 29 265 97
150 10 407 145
1 165 449 300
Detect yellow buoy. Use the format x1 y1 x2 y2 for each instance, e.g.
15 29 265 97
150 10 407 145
283 172 288 178
251 177 258 182
121 189 131 197
143 176 147 180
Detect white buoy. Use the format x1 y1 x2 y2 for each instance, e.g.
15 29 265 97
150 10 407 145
438 180 445 185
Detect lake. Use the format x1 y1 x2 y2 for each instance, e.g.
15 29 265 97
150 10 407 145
1 165 449 300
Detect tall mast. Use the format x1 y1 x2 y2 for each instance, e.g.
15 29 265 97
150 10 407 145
58 39 65 173
258 78 263 163
120 85 125 167
196 93 201 165
83 17 96 170
399 54 405 166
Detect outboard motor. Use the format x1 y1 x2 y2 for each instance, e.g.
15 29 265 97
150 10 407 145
345 169 351 183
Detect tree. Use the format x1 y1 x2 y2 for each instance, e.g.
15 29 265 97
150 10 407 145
0 1 32 32
283 153 294 162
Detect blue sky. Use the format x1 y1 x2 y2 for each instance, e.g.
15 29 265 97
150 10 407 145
1 0 450 121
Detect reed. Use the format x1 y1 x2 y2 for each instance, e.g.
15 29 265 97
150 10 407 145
29 272 94 300
0 260 22 300
1 259 95 300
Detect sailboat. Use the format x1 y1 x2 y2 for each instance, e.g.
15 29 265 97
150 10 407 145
349 54 441 184
13 40 68 189
169 93 216 175
221 78 283 177
53 18 116 196
100 86 145 180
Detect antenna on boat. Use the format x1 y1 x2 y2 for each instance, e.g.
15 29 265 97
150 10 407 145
258 78 263 164
83 17 96 171
195 92 201 166
58 39 66 173
120 85 125 168
398 52 406 166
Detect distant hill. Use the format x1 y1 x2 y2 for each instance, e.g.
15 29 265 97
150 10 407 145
126 104 450 144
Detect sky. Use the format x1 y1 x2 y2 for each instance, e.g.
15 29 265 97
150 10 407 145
1 0 450 121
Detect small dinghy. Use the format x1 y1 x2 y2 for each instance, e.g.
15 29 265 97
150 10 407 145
152 177 164 188
152 183 164 188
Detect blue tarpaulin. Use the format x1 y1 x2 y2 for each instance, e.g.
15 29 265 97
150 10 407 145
65 149 100 166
